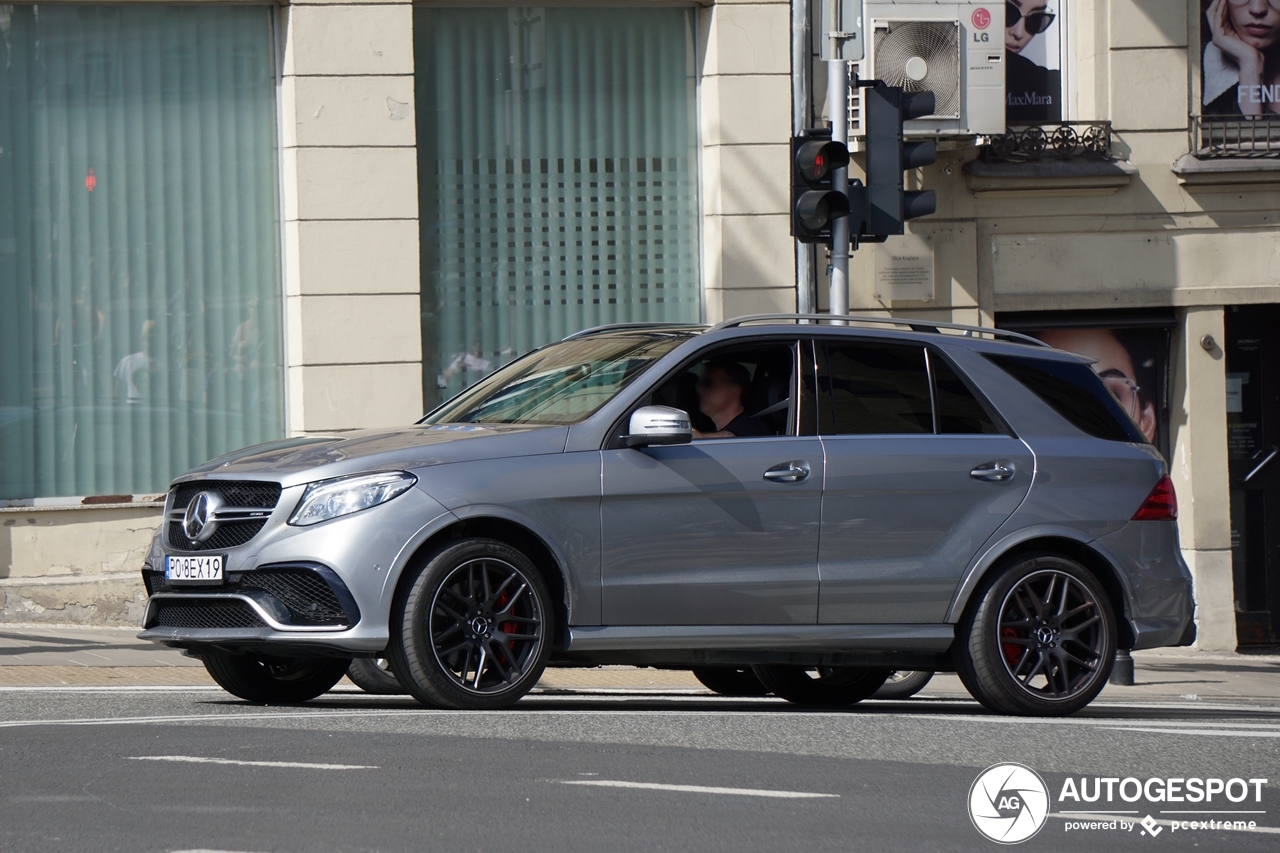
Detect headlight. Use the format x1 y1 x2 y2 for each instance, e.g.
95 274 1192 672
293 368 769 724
288 472 417 526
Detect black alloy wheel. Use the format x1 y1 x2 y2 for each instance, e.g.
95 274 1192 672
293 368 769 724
751 665 889 707
346 657 406 695
691 666 771 697
957 554 1116 716
391 539 551 710
203 652 350 704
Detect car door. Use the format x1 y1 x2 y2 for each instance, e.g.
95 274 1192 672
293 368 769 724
599 339 823 625
814 338 1033 624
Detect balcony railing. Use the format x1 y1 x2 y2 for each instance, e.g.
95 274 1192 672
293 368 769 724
984 121 1113 162
1190 115 1280 159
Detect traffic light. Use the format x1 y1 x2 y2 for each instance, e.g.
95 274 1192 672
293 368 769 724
863 82 937 239
791 128 851 244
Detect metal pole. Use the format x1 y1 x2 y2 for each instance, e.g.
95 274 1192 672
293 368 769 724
827 59 849 319
792 0 814 315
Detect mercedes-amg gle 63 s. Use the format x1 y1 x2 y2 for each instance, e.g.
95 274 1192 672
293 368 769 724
140 315 1194 716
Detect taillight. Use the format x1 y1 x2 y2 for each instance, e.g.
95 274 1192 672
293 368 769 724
1133 476 1177 521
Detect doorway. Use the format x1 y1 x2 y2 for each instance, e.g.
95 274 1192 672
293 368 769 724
1226 305 1280 646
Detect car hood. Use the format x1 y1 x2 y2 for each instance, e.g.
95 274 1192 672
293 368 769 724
175 424 570 490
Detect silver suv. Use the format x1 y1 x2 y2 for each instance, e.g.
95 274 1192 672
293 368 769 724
139 315 1194 716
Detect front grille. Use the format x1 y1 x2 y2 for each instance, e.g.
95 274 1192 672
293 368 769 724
241 569 348 626
151 599 266 630
167 520 268 552
143 566 354 627
167 479 281 551
171 480 281 511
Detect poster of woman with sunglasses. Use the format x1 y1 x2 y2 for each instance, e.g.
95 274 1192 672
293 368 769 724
1006 0 1062 123
1202 0 1280 115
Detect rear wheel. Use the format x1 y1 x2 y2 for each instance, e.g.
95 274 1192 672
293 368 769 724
691 666 770 697
956 554 1116 716
390 538 551 710
203 652 350 704
346 658 406 695
751 665 889 707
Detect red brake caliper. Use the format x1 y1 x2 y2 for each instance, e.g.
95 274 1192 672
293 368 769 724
1000 627 1022 666
495 591 517 664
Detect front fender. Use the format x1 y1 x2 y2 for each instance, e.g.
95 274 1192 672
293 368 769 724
378 502 590 629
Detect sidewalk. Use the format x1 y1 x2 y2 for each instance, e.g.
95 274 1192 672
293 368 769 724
1 625 1277 700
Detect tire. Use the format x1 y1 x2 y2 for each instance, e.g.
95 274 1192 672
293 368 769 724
872 670 934 700
956 553 1116 717
389 538 552 710
691 666 771 697
347 658 406 695
203 652 350 704
751 665 889 707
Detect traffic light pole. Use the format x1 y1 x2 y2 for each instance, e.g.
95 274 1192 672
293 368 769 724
827 59 850 320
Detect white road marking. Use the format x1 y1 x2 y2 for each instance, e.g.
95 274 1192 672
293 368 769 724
0 686 224 693
1049 812 1280 835
1 701 1279 730
171 849 270 853
1101 726 1280 738
558 779 838 799
129 755 377 770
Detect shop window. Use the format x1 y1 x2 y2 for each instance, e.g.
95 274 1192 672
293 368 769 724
414 6 701 409
1195 0 1280 157
0 6 284 501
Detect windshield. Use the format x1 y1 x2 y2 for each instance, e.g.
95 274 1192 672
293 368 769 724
422 333 692 426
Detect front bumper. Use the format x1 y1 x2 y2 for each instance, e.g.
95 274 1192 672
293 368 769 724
1092 520 1195 651
140 482 450 655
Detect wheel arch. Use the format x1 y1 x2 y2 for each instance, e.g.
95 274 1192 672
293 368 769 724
948 531 1136 650
389 512 572 650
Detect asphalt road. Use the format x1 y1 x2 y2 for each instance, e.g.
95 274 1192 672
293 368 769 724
0 685 1277 853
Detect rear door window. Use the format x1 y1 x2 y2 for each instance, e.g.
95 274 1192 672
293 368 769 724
817 342 932 435
986 353 1147 443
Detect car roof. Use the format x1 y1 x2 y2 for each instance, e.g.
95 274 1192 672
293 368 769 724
562 314 1067 356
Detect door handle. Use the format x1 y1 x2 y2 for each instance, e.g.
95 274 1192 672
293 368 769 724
1243 446 1278 483
970 461 1015 482
763 461 810 483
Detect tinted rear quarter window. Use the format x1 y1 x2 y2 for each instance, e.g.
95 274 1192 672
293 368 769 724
931 353 1001 434
986 354 1146 443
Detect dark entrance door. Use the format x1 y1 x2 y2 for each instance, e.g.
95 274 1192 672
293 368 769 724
1226 305 1280 646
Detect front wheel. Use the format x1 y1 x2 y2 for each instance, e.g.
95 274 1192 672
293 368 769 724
751 665 889 707
389 538 552 710
956 554 1116 716
203 652 350 703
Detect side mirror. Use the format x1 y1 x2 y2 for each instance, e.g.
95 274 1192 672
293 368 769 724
623 405 692 448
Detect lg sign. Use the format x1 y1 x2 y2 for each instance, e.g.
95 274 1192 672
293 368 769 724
972 7 992 29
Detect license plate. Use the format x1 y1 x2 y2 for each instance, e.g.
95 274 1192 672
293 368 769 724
165 554 225 584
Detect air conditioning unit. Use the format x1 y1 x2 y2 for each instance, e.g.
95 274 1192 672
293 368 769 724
850 1 1004 140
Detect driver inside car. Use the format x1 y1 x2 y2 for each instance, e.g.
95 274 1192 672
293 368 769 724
692 360 771 439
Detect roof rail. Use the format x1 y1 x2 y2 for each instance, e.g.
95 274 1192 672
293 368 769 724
561 322 704 341
708 314 1049 348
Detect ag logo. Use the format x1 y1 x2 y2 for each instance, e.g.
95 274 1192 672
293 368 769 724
969 763 1050 844
972 7 992 29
